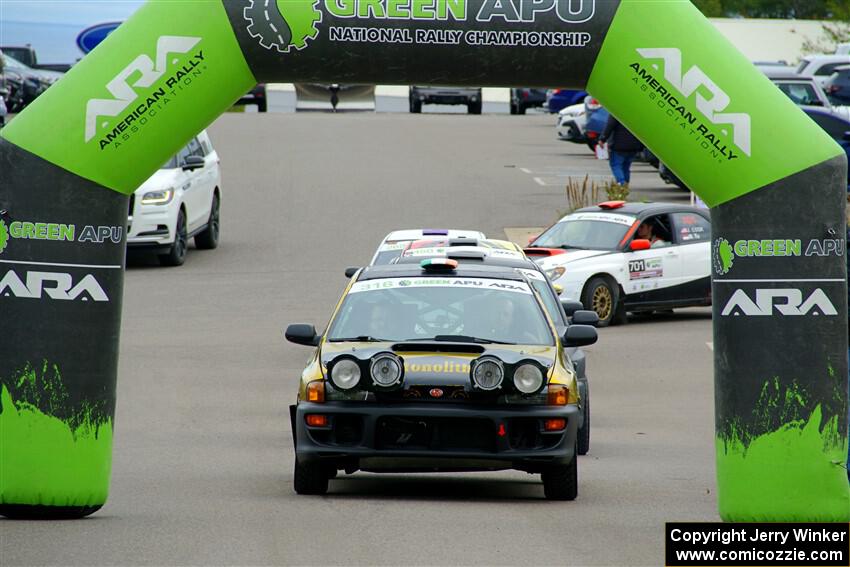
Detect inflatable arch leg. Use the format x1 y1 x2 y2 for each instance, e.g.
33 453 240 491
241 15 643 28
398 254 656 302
0 0 847 521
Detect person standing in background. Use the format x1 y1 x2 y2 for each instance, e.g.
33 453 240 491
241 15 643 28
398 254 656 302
598 115 644 187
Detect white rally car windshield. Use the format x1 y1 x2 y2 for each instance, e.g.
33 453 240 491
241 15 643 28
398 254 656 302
534 212 635 250
328 277 554 345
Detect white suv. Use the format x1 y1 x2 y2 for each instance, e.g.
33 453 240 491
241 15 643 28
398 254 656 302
127 130 221 266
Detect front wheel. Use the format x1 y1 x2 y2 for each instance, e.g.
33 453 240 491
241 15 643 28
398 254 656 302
159 208 187 267
581 276 619 327
541 449 578 500
293 458 330 495
195 193 220 250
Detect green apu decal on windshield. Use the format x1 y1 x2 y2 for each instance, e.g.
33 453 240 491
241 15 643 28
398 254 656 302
0 363 113 507
586 0 842 207
0 1 256 195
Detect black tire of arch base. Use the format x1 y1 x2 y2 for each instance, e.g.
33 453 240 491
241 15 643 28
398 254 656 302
541 446 578 500
159 208 188 267
510 101 519 115
195 193 220 250
467 101 482 115
581 276 621 327
293 458 330 495
410 98 422 113
577 390 590 456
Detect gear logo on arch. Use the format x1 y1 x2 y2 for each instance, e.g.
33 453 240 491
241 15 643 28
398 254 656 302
0 219 8 256
713 237 734 275
243 0 323 52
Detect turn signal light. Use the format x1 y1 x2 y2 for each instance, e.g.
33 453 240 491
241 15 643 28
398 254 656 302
547 385 568 406
306 380 325 403
544 418 566 431
305 414 328 427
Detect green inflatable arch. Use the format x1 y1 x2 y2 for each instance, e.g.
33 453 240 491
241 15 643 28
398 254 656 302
0 0 848 521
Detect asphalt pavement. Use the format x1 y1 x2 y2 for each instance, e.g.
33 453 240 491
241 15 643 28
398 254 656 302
1 112 713 566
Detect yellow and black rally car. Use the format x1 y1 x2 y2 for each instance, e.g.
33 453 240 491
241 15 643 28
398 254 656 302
285 259 598 500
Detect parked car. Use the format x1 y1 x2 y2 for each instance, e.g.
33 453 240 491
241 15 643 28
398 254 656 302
762 70 850 120
285 260 596 498
0 53 51 111
510 88 547 114
0 45 71 72
127 130 221 266
824 65 850 106
556 103 588 144
801 107 850 188
796 54 850 87
528 201 712 326
409 86 482 114
235 83 267 112
545 89 588 113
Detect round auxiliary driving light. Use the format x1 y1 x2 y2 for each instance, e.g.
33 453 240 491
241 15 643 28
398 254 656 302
370 353 403 387
514 363 544 394
472 357 504 391
331 359 361 390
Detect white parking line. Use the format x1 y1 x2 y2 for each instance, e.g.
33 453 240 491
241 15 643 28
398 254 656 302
519 167 531 174
706 342 713 351
533 177 546 186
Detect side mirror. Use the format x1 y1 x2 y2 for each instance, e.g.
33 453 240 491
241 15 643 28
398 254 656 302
344 266 359 278
285 324 320 346
563 324 598 347
630 239 651 251
182 155 205 171
571 309 599 327
560 299 584 317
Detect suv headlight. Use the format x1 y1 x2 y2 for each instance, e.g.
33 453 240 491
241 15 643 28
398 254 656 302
141 188 174 205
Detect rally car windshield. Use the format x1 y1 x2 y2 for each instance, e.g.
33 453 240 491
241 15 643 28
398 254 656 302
328 277 554 346
533 213 635 250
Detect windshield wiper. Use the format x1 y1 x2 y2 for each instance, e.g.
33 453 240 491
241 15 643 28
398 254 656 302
414 335 516 345
556 244 585 250
328 336 388 342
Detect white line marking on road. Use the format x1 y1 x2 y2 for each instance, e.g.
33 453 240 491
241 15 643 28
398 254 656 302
520 167 531 174
533 177 546 186
0 259 122 270
269 22 278 32
714 278 844 283
264 9 270 20
706 342 713 351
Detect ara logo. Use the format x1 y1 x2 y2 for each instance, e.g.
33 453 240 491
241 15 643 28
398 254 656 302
721 288 837 316
244 0 322 52
636 48 751 157
0 270 109 302
84 35 201 143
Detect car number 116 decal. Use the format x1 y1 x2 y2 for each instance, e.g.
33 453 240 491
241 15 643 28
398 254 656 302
629 258 663 280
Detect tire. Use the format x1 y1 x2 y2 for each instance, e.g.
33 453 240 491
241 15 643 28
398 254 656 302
577 393 590 455
467 101 482 115
581 276 619 327
293 458 330 495
410 99 422 113
194 193 220 250
159 208 188 267
542 448 578 500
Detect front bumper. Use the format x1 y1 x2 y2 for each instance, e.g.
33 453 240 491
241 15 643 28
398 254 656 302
292 401 579 472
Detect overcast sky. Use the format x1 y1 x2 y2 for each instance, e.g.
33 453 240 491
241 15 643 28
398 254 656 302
1 1 145 62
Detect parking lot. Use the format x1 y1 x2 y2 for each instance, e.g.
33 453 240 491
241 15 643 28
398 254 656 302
2 112 714 566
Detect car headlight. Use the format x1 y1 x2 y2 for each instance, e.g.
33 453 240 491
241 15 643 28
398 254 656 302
330 358 361 390
471 357 504 391
141 188 174 205
514 363 544 394
544 266 565 281
370 353 403 387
